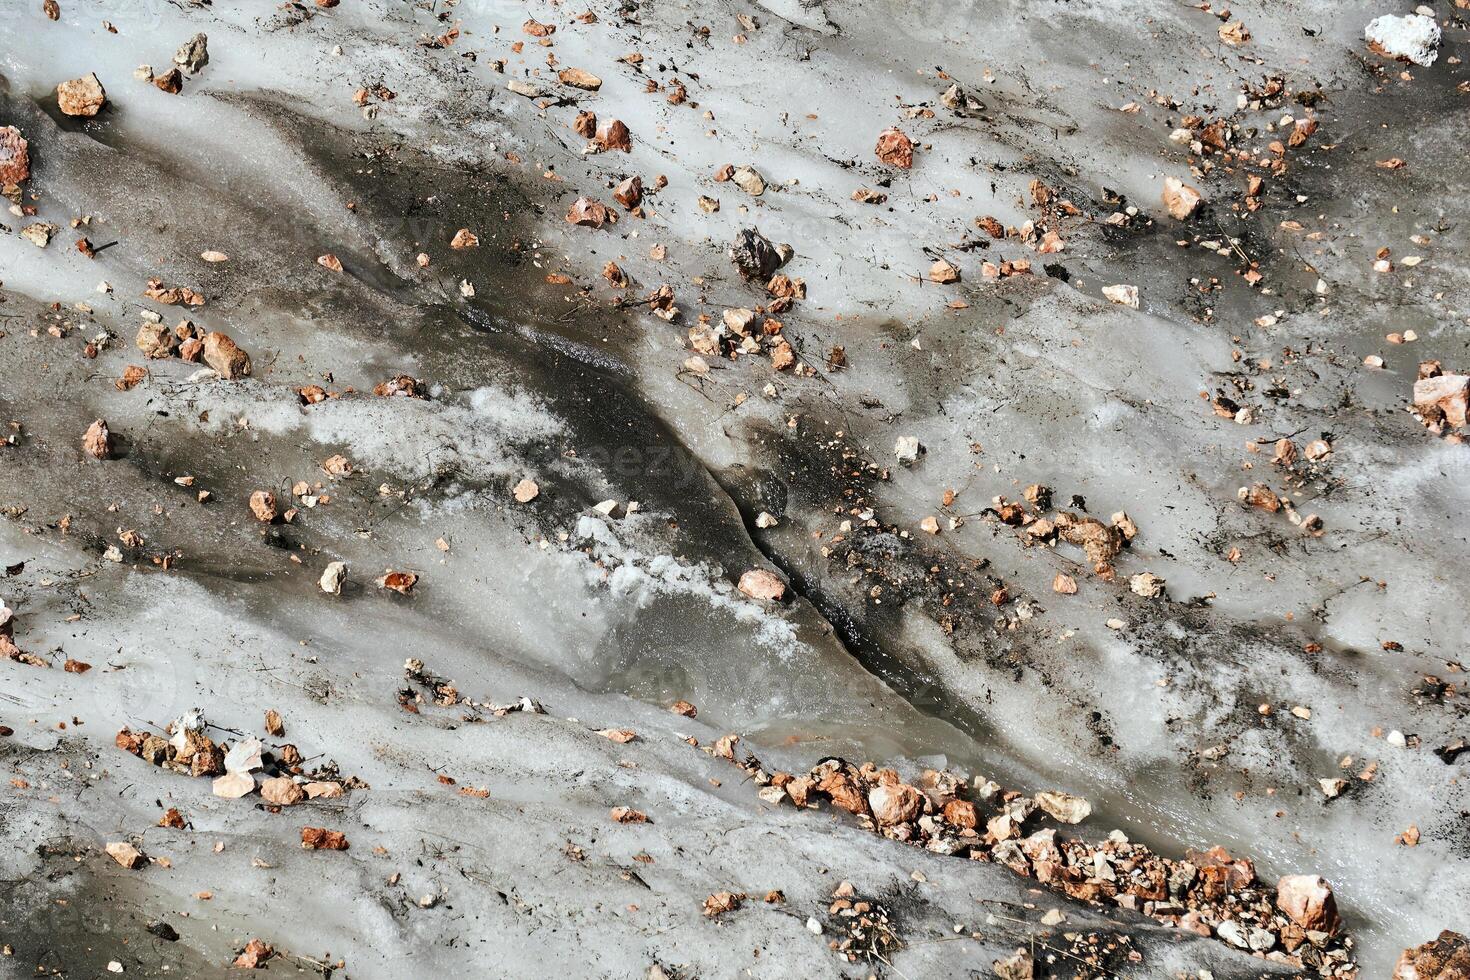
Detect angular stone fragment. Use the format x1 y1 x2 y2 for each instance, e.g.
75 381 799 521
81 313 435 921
106 841 146 869
613 175 642 209
737 568 785 601
1414 374 1469 428
594 118 631 152
1394 930 1470 980
558 67 601 90
260 776 305 806
319 561 347 595
728 227 787 281
1275 874 1341 934
894 435 923 465
136 322 178 359
868 782 923 826
300 826 349 850
153 68 183 94
1035 791 1092 825
378 570 418 594
566 196 613 228
817 770 867 814
993 950 1034 980
233 939 274 969
0 126 30 185
249 490 277 523
731 165 764 196
83 419 113 460
174 33 209 74
373 374 427 398
57 73 106 116
1162 176 1202 220
203 331 251 379
929 259 959 284
874 127 913 168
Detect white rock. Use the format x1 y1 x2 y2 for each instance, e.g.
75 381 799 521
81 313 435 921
1216 919 1249 948
1102 284 1139 308
1365 14 1441 66
1035 790 1092 824
211 771 255 799
894 435 923 465
320 560 347 595
224 736 263 774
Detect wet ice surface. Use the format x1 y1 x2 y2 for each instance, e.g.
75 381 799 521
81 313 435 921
2 0 1468 976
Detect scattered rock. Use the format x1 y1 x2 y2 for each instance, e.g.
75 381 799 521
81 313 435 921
558 67 601 90
82 419 113 460
233 939 274 969
260 776 305 806
1394 930 1470 980
1102 284 1139 308
203 331 251 379
1128 572 1166 598
248 490 278 523
1276 874 1341 934
300 827 349 850
154 68 183 94
702 891 743 917
874 127 914 168
894 435 923 465
136 322 178 358
373 374 427 398
0 126 30 185
613 175 642 208
566 196 614 228
105 841 146 869
868 782 923 826
929 259 960 284
378 570 418 594
993 949 1035 980
57 73 106 116
513 478 540 503
731 165 765 196
319 561 347 595
1162 176 1202 220
594 118 631 152
174 33 209 74
737 568 786 602
1035 791 1092 824
1218 20 1251 45
728 227 789 281
1413 373 1468 429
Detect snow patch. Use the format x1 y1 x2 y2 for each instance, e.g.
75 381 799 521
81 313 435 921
1364 13 1440 66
